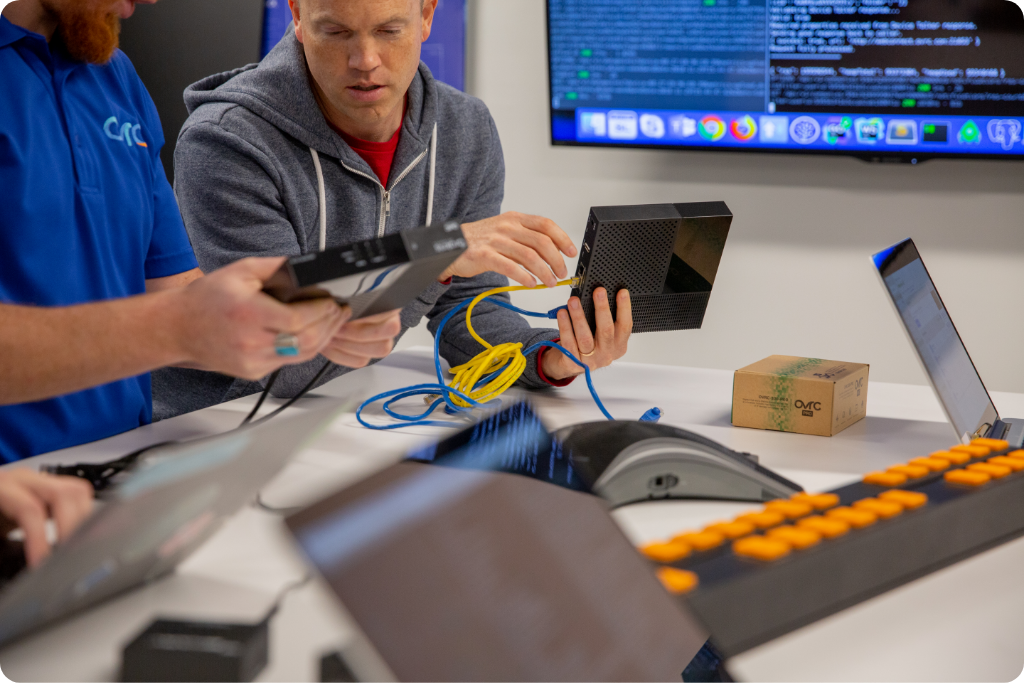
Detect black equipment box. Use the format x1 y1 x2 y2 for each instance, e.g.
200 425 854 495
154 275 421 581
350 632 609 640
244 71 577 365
121 617 269 682
263 222 467 319
570 202 731 333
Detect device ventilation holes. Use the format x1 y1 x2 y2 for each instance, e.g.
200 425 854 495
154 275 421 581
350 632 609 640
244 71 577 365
582 219 678 325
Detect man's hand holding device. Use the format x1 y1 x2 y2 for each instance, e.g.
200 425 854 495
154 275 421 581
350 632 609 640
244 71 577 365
179 257 402 374
321 309 403 369
545 287 632 381
436 212 634 381
170 257 348 379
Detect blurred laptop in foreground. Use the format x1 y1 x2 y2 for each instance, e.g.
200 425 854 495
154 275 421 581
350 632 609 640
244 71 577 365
286 403 708 682
0 402 346 648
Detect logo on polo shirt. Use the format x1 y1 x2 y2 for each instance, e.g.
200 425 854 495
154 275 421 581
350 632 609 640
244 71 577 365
103 116 148 148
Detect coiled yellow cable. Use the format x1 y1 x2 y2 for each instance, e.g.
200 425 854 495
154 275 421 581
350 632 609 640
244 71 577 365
446 278 578 408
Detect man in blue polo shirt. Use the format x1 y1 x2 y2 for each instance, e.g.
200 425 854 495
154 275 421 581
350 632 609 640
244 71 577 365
0 0 402 462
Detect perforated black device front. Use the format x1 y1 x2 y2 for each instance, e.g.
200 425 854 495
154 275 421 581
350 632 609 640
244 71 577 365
570 202 730 335
579 218 678 330
629 292 711 333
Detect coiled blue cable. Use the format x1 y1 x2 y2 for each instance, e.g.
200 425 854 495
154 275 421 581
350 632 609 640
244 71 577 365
355 293 646 429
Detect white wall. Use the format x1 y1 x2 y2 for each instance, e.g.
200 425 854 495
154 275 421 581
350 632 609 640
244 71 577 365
400 0 1024 393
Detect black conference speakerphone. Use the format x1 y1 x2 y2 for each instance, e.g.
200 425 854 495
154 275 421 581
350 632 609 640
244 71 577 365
570 202 731 334
641 438 1024 656
263 222 467 319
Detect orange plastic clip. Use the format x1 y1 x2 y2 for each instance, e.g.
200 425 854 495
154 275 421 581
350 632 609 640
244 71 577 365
736 510 785 530
944 469 990 486
657 567 699 594
766 525 821 550
878 489 928 509
673 530 725 552
853 498 903 519
826 506 878 528
733 536 791 561
790 492 840 510
640 541 692 563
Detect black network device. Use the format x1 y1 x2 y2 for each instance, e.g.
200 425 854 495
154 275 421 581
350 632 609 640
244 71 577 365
121 617 269 682
570 202 731 333
263 221 467 319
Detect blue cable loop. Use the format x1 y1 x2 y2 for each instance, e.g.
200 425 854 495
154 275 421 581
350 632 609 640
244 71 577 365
355 292 648 429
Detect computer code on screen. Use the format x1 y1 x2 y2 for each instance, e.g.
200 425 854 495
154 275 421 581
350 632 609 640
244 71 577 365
550 0 769 112
406 403 590 492
548 0 1024 156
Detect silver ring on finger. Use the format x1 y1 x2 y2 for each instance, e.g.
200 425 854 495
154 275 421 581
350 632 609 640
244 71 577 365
274 332 300 357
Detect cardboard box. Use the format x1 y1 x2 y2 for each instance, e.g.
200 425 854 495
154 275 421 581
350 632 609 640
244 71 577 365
732 355 869 437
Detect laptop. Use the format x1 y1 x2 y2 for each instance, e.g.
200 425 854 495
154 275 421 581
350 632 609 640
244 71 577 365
872 238 1024 446
286 403 708 682
0 401 346 648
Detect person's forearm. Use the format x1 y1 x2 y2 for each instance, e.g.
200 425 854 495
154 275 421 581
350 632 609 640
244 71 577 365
0 292 188 405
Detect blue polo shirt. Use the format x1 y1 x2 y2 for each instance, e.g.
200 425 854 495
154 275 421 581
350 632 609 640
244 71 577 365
0 17 199 461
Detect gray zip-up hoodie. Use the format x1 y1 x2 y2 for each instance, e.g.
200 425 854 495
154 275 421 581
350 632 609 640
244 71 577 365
152 31 560 419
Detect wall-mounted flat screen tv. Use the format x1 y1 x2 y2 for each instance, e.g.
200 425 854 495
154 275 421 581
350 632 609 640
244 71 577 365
547 0 1024 161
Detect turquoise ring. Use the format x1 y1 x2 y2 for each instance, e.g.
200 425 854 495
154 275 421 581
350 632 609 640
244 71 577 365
274 333 300 357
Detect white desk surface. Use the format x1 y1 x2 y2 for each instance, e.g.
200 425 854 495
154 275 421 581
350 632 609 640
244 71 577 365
2 348 1023 682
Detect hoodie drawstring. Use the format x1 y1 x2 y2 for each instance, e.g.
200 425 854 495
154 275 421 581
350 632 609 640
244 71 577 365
426 123 437 227
308 122 438 250
309 147 327 251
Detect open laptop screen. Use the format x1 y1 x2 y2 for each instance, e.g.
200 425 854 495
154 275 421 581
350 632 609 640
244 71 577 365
872 238 997 442
405 402 590 494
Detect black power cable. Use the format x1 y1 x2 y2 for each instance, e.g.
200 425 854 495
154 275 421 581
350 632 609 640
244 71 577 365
41 441 177 493
240 369 281 426
54 360 336 493
250 360 334 425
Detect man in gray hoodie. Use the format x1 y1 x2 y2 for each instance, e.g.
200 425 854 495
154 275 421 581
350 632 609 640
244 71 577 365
154 0 633 419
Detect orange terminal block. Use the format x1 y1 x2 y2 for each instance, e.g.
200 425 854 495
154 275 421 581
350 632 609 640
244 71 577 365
656 567 699 594
878 489 928 509
796 515 850 538
826 506 878 528
705 520 756 540
988 456 1024 472
944 469 990 486
733 536 791 561
967 462 1012 479
764 499 813 519
863 471 907 487
673 530 725 552
640 540 692 563
972 438 1009 451
887 464 930 479
766 525 821 550
950 444 991 458
736 510 786 529
908 457 951 472
853 498 903 519
930 450 971 465
790 492 840 510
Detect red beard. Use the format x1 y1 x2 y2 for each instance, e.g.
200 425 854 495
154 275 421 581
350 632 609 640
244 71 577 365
48 1 121 64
